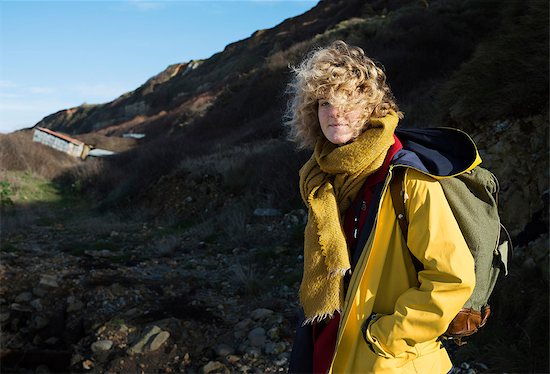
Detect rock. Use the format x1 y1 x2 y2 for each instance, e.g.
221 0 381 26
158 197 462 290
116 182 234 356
0 312 10 323
245 346 261 359
522 257 537 270
527 236 550 282
234 318 253 339
91 339 113 353
202 360 228 374
124 307 139 317
239 365 251 373
267 326 280 340
30 299 43 311
70 353 84 366
44 337 59 345
247 327 266 347
33 287 47 298
250 308 273 321
85 249 115 258
264 341 286 355
253 208 282 217
35 364 51 373
66 296 84 313
149 331 170 352
226 354 240 363
214 343 235 357
476 362 489 370
15 292 33 303
274 355 288 367
31 315 49 329
10 303 32 312
39 275 59 288
127 325 162 354
82 359 94 370
275 246 289 255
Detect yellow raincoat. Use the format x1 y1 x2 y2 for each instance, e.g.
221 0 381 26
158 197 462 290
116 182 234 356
329 166 476 373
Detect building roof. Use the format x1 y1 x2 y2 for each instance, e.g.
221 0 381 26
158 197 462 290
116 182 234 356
35 127 85 146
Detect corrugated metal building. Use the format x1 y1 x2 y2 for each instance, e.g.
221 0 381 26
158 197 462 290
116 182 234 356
33 127 92 159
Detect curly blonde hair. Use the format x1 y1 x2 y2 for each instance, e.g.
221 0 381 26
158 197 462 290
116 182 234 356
284 40 403 149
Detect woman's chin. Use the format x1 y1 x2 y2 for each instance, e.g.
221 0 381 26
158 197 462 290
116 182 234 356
328 135 354 145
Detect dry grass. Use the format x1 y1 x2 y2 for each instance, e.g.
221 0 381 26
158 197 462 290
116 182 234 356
74 132 138 152
0 131 81 179
180 139 307 210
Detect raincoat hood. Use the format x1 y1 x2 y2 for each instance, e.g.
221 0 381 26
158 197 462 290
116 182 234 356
395 127 481 177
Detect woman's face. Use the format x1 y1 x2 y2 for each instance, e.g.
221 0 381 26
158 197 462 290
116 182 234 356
318 100 364 145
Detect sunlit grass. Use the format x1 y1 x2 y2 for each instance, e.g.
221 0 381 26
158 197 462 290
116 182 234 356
0 170 62 205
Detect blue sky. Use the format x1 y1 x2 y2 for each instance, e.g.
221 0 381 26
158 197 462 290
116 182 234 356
0 0 317 133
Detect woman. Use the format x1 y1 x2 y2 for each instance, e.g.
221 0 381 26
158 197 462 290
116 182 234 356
285 41 477 373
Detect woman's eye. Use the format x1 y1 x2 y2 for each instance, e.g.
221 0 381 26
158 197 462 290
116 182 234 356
319 101 330 107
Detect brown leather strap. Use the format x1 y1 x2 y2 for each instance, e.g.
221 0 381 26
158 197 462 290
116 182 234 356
390 167 408 241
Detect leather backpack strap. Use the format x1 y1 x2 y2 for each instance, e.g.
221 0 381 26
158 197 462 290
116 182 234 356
390 167 408 240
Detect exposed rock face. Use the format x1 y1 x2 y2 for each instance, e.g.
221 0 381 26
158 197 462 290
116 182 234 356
471 115 549 239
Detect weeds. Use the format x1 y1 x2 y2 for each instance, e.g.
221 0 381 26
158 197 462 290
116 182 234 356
210 200 252 247
0 181 14 207
154 235 180 257
230 259 262 296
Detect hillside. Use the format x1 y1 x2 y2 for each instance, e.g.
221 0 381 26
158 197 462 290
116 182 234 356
1 0 548 373
39 0 548 241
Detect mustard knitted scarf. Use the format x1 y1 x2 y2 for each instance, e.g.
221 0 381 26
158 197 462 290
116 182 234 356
298 111 399 323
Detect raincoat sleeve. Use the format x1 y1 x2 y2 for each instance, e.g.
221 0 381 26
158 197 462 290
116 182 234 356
364 169 476 358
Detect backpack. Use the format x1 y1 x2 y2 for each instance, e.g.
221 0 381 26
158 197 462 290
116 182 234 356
389 165 511 346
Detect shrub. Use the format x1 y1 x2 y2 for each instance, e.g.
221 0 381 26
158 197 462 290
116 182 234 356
437 0 549 126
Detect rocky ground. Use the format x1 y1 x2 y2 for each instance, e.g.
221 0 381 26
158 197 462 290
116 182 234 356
0 204 505 374
0 205 306 373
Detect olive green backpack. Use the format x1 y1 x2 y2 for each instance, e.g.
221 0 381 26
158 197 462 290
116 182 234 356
390 166 511 346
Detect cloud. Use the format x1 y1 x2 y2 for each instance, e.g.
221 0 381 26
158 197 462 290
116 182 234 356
127 0 165 11
30 86 56 94
0 92 24 99
0 97 77 132
0 80 18 88
0 99 66 113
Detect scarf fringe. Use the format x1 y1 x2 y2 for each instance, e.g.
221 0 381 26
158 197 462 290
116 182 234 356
328 268 350 278
301 310 342 326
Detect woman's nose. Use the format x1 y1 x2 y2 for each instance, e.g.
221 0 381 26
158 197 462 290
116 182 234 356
328 106 341 118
